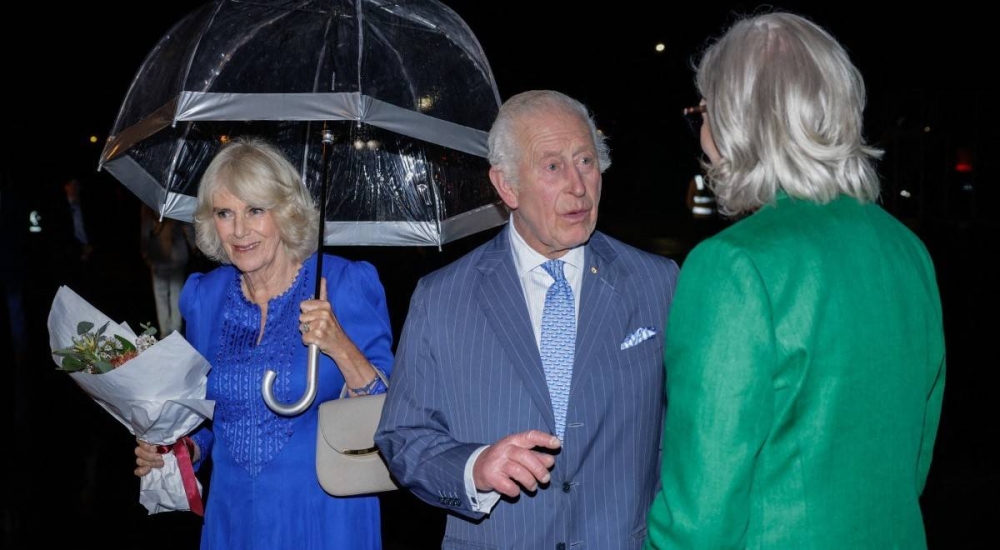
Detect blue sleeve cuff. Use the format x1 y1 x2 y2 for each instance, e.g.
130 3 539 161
189 425 213 472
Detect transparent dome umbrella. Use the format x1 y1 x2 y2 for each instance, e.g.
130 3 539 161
99 0 505 415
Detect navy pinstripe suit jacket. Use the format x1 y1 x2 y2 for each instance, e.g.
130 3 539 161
375 227 678 550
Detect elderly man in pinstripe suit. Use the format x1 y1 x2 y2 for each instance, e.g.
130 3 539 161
376 90 679 549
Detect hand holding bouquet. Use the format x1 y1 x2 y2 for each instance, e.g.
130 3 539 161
47 286 215 515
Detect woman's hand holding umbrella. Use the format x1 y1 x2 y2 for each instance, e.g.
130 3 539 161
298 277 381 396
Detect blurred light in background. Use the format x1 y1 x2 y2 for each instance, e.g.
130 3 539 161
29 211 42 233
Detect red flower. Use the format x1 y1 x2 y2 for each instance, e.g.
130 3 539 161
109 350 138 368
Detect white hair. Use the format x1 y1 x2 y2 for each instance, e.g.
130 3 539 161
193 137 320 264
487 90 611 183
696 12 882 215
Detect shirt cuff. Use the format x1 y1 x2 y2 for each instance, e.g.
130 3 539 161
464 445 502 513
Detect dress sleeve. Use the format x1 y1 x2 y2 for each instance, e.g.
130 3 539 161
328 259 394 392
178 271 214 468
179 272 205 352
189 425 214 471
645 238 775 549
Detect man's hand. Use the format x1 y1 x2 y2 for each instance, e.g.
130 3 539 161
472 430 561 497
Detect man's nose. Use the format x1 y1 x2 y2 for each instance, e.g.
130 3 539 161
567 166 587 196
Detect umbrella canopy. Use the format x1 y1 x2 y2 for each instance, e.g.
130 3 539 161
102 0 507 414
100 0 506 247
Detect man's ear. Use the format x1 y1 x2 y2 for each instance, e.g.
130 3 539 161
489 166 518 210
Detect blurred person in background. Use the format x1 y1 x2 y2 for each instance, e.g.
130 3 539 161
140 204 196 336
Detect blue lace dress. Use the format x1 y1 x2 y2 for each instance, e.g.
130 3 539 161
180 253 393 549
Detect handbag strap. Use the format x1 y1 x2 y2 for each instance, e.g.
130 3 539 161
338 367 389 399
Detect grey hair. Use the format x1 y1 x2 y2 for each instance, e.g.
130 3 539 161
696 12 882 215
193 137 320 264
487 90 611 183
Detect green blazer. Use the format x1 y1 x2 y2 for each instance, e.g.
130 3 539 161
645 194 945 549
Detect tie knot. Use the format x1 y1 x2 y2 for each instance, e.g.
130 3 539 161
541 259 567 283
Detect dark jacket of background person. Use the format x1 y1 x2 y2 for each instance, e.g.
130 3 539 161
139 205 195 335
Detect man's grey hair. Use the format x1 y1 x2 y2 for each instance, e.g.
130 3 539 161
487 90 611 183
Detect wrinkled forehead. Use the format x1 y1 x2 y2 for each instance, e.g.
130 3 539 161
513 102 587 132
513 107 594 156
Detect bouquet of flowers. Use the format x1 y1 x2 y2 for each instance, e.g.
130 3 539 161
47 285 215 515
53 320 159 374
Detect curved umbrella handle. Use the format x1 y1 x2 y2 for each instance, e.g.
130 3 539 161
260 127 333 416
262 344 320 416
262 127 334 416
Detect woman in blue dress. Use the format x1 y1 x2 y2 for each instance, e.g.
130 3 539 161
133 137 393 549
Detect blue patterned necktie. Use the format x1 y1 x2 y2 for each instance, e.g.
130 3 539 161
540 259 576 440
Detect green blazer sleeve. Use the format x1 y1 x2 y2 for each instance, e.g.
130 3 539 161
918 314 946 494
645 238 772 549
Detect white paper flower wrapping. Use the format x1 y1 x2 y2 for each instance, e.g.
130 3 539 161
139 452 202 514
47 285 215 514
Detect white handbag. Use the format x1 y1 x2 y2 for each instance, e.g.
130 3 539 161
316 369 398 496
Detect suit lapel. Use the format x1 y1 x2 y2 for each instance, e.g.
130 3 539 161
475 228 557 434
573 233 622 395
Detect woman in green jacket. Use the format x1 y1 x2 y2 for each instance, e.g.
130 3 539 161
645 11 946 549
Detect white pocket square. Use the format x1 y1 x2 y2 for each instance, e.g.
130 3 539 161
620 327 657 350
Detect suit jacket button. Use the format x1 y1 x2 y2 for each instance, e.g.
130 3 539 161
556 543 566 550
562 482 572 493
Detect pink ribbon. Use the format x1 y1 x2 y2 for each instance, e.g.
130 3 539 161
158 437 204 516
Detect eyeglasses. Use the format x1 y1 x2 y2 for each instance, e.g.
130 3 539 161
683 104 707 136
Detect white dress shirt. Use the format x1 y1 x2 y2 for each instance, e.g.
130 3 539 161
464 221 584 513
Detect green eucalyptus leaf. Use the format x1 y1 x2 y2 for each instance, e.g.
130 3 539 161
93 361 114 374
77 321 94 335
60 356 85 372
114 334 137 353
96 321 111 338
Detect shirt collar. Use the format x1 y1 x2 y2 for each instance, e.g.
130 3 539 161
508 221 584 278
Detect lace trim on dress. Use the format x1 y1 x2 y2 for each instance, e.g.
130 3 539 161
210 266 312 477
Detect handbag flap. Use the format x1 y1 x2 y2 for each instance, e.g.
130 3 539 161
318 394 385 453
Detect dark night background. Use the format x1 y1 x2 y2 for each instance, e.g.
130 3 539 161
2 1 996 548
